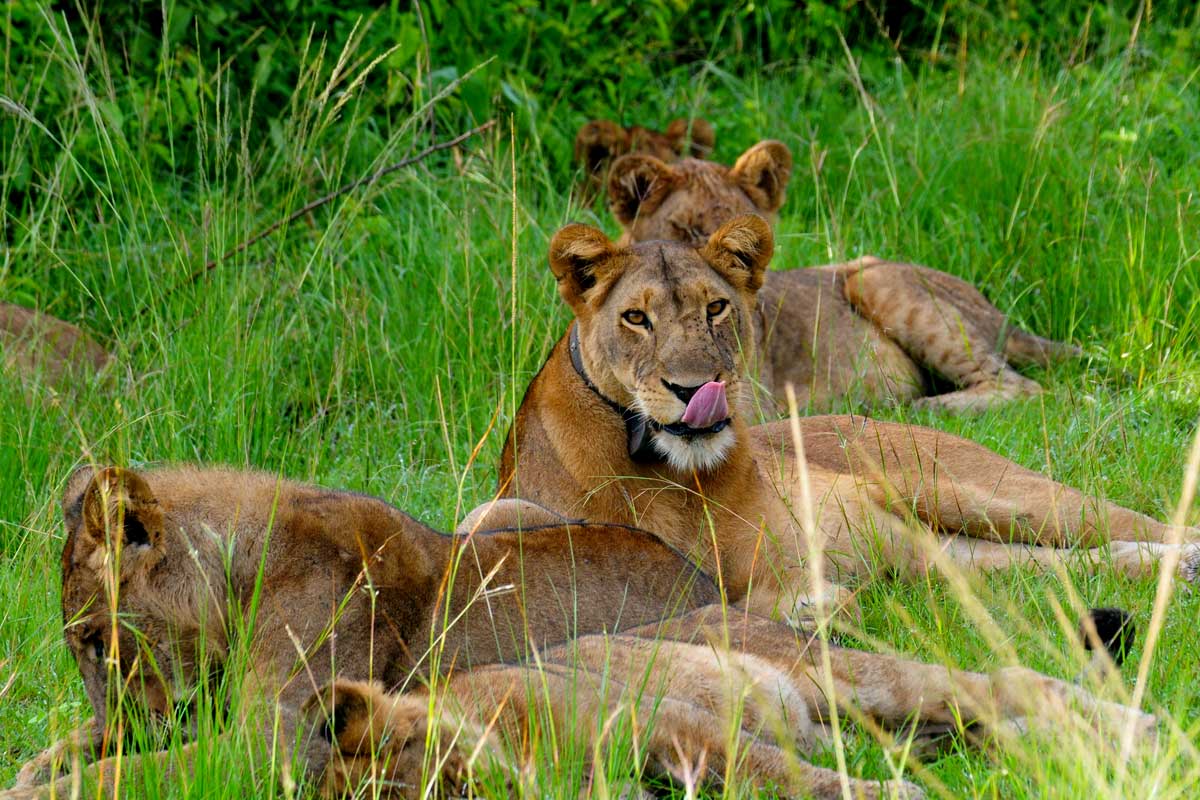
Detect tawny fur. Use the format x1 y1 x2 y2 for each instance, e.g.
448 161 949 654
494 219 1200 624
5 466 716 798
0 303 114 385
607 141 1080 412
574 118 715 207
310 607 1156 800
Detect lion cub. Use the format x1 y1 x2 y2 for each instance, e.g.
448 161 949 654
606 140 1079 412
309 608 1157 800
4 465 715 799
574 118 715 206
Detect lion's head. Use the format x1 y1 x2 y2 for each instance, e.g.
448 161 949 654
548 215 774 473
59 466 223 731
307 679 483 799
607 140 793 245
575 118 715 182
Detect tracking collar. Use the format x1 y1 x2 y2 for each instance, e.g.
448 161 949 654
568 323 663 464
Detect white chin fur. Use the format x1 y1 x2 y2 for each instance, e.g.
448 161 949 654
651 427 735 473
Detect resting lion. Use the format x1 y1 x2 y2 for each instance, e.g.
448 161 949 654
494 217 1200 622
606 140 1079 412
309 607 1153 800
6 466 1154 799
1 302 114 385
574 118 715 206
4 465 715 798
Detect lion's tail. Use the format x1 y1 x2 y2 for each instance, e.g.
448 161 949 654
1005 327 1082 367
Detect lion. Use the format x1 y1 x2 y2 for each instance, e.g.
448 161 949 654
1 302 114 385
307 606 1154 800
493 217 1200 623
605 140 1080 412
7 466 1153 799
574 118 715 206
4 465 716 798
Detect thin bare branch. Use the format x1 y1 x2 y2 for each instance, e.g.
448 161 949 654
144 119 497 316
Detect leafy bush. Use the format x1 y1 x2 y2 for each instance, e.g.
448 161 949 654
3 0 1197 278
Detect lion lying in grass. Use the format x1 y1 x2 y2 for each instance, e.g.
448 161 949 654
606 140 1079 412
1 303 113 385
4 465 715 798
308 607 1153 800
6 465 1153 799
494 216 1199 623
573 118 715 206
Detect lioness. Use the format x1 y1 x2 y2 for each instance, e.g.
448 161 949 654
495 217 1199 621
574 118 715 206
1 303 114 384
4 465 716 798
308 607 1153 800
607 141 1078 412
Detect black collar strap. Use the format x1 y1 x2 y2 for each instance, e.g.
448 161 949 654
568 323 663 464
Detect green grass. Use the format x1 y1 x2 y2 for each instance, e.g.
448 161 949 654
3 6 1200 799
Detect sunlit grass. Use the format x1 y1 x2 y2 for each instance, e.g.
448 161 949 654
2 7 1199 800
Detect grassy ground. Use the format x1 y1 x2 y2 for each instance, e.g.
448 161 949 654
2 7 1200 799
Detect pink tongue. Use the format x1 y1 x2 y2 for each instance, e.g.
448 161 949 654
681 381 729 429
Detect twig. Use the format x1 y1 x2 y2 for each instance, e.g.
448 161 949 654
205 118 494 275
148 119 497 315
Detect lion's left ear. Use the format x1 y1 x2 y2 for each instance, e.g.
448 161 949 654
730 140 793 213
700 215 774 293
548 223 621 310
62 465 97 533
574 120 631 177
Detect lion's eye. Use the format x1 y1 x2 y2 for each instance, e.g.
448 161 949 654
706 299 728 318
622 310 650 329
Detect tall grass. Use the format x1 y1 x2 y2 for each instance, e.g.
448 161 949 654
2 5 1199 799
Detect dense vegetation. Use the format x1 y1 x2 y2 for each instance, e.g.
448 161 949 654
2 1 1198 797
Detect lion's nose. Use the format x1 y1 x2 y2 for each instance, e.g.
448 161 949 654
662 379 705 404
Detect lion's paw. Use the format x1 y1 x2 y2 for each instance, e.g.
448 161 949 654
9 754 57 793
1092 703 1159 751
880 779 926 800
0 788 43 800
1130 710 1160 745
1179 544 1200 584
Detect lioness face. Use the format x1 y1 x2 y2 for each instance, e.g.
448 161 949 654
60 467 216 730
608 140 793 245
549 216 774 473
310 680 474 799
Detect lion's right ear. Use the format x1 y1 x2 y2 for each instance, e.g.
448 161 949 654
700 215 774 293
730 140 793 213
79 467 164 563
665 118 716 158
548 224 620 309
574 120 631 177
607 154 676 225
